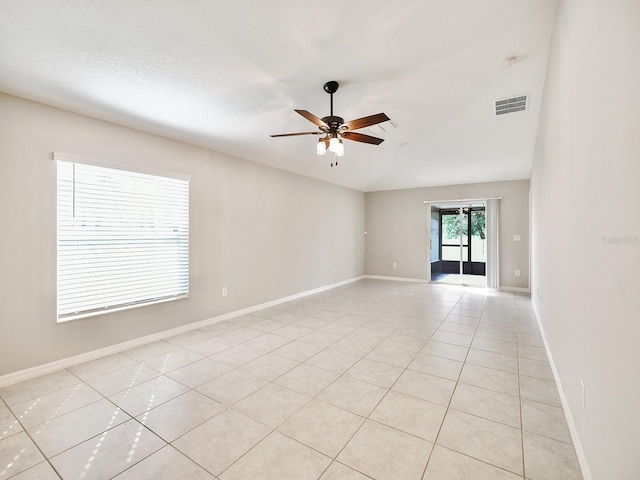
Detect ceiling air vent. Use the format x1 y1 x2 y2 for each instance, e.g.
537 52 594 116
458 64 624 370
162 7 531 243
367 118 398 136
494 94 528 116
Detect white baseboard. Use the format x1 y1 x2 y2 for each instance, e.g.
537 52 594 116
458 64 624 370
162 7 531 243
363 275 426 283
364 275 531 294
0 275 365 389
532 303 593 480
500 286 531 293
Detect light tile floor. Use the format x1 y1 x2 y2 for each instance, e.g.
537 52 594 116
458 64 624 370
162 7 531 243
0 279 583 479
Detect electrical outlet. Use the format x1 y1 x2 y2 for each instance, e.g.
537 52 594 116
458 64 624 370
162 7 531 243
515 269 521 277
222 287 228 297
332 266 336 273
393 262 397 268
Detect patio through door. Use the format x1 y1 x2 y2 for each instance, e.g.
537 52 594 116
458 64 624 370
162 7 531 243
429 201 487 287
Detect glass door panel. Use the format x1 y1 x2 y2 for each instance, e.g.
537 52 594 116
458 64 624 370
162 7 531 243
463 202 486 285
471 209 486 263
440 208 466 277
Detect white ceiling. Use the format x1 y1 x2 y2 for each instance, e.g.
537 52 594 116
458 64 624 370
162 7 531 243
0 0 557 192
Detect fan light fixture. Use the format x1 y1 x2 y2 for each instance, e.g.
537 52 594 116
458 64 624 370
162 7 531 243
318 136 344 157
316 139 327 155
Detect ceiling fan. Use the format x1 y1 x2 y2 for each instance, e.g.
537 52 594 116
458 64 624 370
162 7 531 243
271 81 390 166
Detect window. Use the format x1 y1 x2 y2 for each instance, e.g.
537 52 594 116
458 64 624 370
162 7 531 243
56 155 189 321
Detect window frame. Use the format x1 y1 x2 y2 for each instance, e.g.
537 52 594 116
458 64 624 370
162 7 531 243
54 152 190 322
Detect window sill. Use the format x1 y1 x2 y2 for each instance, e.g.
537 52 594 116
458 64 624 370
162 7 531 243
57 295 189 323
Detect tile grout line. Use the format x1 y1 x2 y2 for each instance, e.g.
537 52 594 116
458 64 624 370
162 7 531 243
517 301 527 480
0 394 65 479
420 288 485 479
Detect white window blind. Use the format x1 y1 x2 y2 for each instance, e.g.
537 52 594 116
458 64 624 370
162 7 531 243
56 157 189 321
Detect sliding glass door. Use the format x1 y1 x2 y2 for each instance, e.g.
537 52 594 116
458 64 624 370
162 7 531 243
429 202 487 286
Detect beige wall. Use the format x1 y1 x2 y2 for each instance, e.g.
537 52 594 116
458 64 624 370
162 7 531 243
0 93 365 376
530 1 640 478
365 180 530 289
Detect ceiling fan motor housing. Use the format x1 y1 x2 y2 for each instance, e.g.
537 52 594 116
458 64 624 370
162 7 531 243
321 116 345 135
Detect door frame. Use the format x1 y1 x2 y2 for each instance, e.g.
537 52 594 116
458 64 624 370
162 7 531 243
425 197 501 286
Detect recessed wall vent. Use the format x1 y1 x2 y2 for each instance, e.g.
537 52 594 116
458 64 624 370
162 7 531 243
494 94 528 116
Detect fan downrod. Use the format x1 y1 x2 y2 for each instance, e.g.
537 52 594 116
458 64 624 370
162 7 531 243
323 81 340 118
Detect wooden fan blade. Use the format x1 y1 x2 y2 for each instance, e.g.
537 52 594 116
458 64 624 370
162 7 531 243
344 113 390 131
341 131 385 145
271 131 323 137
295 109 327 128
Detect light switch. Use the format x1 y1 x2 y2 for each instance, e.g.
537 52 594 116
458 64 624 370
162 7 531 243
513 234 521 241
